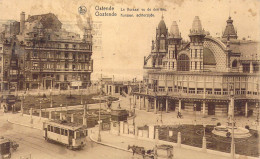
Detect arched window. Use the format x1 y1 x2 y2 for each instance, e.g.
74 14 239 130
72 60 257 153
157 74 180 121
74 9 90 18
232 60 237 68
177 54 190 71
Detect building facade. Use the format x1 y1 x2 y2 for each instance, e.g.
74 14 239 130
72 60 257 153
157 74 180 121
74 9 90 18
0 12 93 91
134 16 260 117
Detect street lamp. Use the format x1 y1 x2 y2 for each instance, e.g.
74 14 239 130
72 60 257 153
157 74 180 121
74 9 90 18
194 103 197 124
98 74 102 142
229 86 235 159
160 103 163 124
50 89 53 107
256 103 259 131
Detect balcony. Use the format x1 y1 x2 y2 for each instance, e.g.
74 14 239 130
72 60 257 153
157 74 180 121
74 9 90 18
136 87 257 100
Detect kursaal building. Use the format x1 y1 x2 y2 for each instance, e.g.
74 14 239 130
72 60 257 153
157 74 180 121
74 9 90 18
134 16 260 117
0 12 93 91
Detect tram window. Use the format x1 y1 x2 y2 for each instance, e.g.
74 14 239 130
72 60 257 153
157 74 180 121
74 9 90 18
54 127 60 134
69 130 74 136
50 126 53 132
48 125 50 131
65 130 68 136
76 131 80 138
61 129 64 135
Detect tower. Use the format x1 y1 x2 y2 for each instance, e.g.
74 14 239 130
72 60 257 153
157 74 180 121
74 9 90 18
154 15 168 68
222 16 237 40
167 21 182 70
189 16 206 71
83 16 92 43
20 12 25 35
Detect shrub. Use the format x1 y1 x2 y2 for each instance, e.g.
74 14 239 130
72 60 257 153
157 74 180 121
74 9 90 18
217 122 221 126
205 127 211 133
226 132 231 138
245 125 250 130
42 94 47 98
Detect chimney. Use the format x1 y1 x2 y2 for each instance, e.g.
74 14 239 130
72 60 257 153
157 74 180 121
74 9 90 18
20 12 25 35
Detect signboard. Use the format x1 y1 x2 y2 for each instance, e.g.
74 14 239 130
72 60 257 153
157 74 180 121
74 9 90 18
71 81 82 87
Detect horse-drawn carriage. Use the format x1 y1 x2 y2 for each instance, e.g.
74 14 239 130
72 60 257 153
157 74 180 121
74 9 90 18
128 144 174 159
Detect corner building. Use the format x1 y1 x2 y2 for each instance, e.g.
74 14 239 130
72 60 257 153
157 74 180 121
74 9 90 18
134 16 260 117
0 12 93 91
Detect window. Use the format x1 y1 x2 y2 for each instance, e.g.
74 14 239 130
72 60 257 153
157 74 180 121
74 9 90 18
195 49 197 58
195 62 197 70
168 87 173 92
65 44 69 49
65 53 69 58
54 127 60 134
56 75 60 80
50 126 53 132
48 125 50 131
33 62 38 69
64 75 67 81
158 87 165 92
65 63 69 69
10 70 17 75
160 40 165 50
61 129 64 135
177 54 190 71
65 130 68 136
232 60 237 68
33 51 38 57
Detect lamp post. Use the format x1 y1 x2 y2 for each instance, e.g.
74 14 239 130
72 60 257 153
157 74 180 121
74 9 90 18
39 100 42 118
194 103 197 125
50 89 53 108
98 73 102 142
160 103 163 124
129 98 132 114
256 103 259 131
230 87 235 159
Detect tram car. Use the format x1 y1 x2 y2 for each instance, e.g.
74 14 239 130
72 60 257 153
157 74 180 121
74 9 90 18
43 120 88 150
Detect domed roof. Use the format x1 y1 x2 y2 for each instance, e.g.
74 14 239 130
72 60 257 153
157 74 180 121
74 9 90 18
191 16 202 32
158 15 167 35
222 16 237 39
170 21 181 38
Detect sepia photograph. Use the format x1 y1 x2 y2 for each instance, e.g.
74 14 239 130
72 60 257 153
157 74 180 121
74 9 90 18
0 0 259 158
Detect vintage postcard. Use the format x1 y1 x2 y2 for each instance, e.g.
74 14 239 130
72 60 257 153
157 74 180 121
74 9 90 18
0 0 259 159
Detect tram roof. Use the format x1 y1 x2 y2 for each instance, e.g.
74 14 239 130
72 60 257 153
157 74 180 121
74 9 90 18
44 120 87 131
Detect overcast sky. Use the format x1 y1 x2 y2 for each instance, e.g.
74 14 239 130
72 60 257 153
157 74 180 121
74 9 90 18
0 0 259 81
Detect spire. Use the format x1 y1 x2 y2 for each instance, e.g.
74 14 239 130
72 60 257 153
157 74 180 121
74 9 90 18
222 16 237 39
170 21 181 38
189 16 205 36
157 15 167 36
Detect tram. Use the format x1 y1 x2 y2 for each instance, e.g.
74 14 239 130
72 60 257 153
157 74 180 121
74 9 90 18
43 120 88 150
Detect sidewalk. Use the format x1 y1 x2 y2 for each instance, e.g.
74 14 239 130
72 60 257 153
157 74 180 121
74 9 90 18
89 130 248 159
7 113 46 130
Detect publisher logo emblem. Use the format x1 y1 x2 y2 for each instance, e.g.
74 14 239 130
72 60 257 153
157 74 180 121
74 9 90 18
78 6 87 15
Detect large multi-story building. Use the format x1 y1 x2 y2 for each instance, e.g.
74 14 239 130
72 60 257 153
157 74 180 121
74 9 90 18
0 12 93 91
134 16 260 117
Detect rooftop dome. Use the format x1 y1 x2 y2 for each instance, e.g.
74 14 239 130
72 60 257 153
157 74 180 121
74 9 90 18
158 15 167 35
222 16 237 39
170 21 181 38
191 16 202 32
